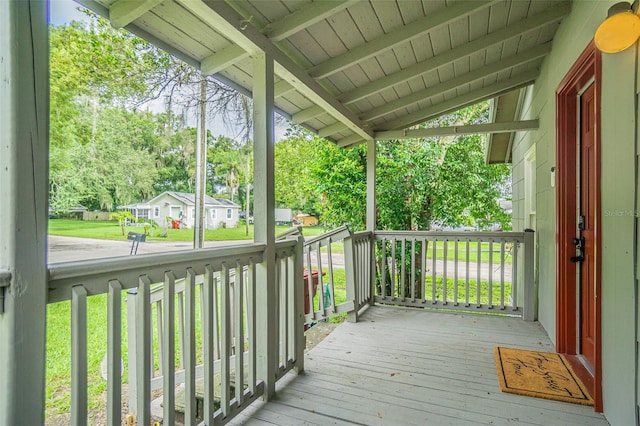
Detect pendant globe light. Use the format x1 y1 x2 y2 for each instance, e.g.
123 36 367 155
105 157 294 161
595 1 640 53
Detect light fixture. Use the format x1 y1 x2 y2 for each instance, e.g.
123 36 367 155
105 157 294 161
595 1 640 53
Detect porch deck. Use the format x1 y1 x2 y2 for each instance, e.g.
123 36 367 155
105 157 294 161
232 306 608 426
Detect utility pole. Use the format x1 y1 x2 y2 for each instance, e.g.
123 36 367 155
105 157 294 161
194 77 207 249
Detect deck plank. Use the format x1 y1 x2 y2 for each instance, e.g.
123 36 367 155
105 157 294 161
230 306 608 425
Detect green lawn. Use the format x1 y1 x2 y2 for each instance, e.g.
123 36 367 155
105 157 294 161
380 275 513 307
48 219 327 241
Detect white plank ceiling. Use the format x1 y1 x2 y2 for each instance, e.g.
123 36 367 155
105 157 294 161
78 0 570 148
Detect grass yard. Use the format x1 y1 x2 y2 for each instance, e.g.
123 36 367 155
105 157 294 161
380 275 513 307
48 219 327 242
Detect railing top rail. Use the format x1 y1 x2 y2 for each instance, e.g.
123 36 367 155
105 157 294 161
303 225 351 246
275 239 298 250
374 230 530 241
275 226 302 240
47 243 266 303
352 230 373 239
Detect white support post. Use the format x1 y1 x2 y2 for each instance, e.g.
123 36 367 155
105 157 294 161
366 139 377 306
0 2 49 425
523 229 536 321
344 232 359 323
253 52 277 400
294 234 305 373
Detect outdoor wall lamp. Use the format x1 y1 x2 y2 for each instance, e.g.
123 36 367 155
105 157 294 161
595 1 640 53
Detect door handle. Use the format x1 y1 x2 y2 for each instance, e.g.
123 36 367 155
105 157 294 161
570 255 584 263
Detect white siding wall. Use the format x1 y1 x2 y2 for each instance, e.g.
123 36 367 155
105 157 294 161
511 2 637 423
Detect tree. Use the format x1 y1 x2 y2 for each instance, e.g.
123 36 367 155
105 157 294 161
109 211 135 236
311 103 511 231
274 128 323 215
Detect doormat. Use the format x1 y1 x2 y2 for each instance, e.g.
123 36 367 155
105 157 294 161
494 347 593 406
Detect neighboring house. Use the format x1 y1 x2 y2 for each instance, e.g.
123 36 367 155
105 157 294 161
123 191 240 229
294 213 318 227
117 202 151 222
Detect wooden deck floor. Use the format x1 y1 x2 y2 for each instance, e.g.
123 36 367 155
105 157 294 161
231 306 609 425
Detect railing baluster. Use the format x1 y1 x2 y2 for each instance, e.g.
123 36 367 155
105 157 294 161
410 239 416 302
235 261 245 406
162 272 176 426
454 239 459 305
305 245 314 318
107 280 122 426
500 240 506 310
420 238 426 303
391 239 396 300
220 262 231 416
156 300 163 376
443 239 448 304
431 237 437 303
71 285 88 426
488 241 493 309
381 238 387 300
315 241 324 314
213 273 220 361
327 242 336 311
512 240 519 312
184 269 197 425
465 240 470 306
247 259 257 394
203 266 215 425
277 255 285 367
136 276 152 426
400 238 406 301
476 240 481 307
177 291 185 371
287 251 297 363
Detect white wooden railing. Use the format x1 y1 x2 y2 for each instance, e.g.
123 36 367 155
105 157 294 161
44 227 534 424
47 239 303 426
373 230 535 320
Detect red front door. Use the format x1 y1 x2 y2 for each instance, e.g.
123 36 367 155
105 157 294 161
556 42 601 410
579 83 596 367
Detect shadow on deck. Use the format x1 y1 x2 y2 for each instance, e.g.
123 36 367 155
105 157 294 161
231 306 608 425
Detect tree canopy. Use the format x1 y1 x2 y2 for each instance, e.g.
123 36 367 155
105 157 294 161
49 11 511 232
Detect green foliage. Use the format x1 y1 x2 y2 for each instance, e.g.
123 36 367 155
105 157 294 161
304 103 511 231
109 210 135 235
275 129 324 215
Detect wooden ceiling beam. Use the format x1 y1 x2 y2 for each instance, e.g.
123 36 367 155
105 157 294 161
318 122 348 138
375 120 539 140
339 3 570 105
308 0 496 79
381 70 538 131
109 0 164 29
265 0 359 41
360 43 551 122
179 0 372 140
199 0 356 75
201 45 249 75
336 134 366 148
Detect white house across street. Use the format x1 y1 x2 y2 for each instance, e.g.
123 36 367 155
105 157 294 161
119 191 240 229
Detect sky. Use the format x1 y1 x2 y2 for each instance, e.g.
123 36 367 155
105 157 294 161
48 0 288 141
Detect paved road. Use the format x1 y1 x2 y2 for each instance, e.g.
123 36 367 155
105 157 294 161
48 235 249 263
49 237 513 283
